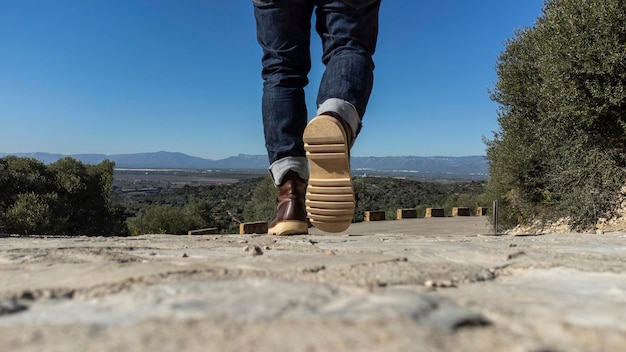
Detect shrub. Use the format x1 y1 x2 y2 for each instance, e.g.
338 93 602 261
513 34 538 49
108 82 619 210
486 0 626 231
0 156 127 235
243 176 276 223
127 204 201 235
4 193 54 235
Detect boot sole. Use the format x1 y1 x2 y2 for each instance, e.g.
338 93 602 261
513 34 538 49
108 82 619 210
303 115 354 233
268 221 308 236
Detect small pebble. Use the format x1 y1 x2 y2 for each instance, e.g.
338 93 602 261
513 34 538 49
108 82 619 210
243 246 251 252
0 299 28 315
507 251 526 260
263 245 271 250
302 265 325 273
250 246 263 256
424 280 456 288
440 280 456 288
148 251 157 256
181 253 189 258
326 250 336 256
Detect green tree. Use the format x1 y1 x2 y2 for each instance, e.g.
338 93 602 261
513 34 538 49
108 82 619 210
48 158 126 235
0 156 127 235
243 176 277 223
0 156 52 208
4 193 55 235
486 0 626 231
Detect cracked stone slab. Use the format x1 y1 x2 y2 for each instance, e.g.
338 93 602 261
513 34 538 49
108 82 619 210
0 278 488 332
1 218 625 352
452 268 626 330
437 267 626 352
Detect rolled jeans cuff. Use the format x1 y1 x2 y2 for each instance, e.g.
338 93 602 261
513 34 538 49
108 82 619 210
317 98 360 138
268 156 309 186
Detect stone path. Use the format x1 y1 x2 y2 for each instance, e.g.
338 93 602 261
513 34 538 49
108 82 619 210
0 217 624 351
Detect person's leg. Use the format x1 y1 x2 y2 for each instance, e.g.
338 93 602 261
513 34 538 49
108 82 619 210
253 0 314 235
315 0 380 138
303 0 380 233
253 0 314 185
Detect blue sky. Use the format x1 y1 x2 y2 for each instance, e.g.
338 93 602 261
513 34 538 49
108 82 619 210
0 0 545 160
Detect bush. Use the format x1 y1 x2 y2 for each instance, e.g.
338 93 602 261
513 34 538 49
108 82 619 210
243 176 276 223
4 193 54 235
127 204 203 235
486 0 626 231
0 156 127 235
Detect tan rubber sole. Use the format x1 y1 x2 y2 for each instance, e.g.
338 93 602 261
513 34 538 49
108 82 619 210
303 115 354 233
268 221 308 236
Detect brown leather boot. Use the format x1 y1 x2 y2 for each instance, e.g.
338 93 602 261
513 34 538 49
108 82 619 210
268 171 308 236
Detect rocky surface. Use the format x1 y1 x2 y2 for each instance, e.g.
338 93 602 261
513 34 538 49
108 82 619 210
1 217 624 351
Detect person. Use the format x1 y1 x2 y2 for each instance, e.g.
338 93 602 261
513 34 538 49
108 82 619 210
253 0 380 235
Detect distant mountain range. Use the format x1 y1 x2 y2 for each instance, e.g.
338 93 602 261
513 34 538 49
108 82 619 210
0 151 488 178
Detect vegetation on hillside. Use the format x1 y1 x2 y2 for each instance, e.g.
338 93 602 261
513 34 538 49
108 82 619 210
1 155 487 235
120 178 261 235
125 177 486 234
485 0 626 231
0 156 127 236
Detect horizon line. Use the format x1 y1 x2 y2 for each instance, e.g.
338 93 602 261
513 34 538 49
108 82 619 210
0 151 487 160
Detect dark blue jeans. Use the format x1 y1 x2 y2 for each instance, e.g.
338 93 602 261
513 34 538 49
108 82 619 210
253 0 380 184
